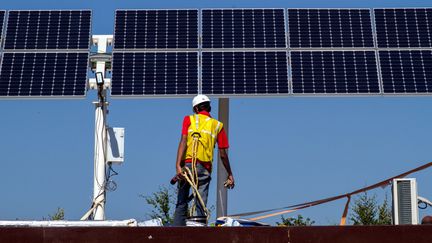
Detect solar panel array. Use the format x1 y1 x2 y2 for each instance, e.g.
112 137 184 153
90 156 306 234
379 50 432 93
202 51 289 95
287 9 380 95
0 52 88 97
0 10 91 98
112 10 199 97
199 9 289 96
109 8 432 97
1 8 432 99
0 11 5 40
202 9 287 48
374 8 432 48
111 52 198 95
288 9 374 48
114 10 198 49
291 51 380 94
4 10 91 50
375 8 432 94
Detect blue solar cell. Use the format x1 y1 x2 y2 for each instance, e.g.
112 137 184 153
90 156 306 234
288 9 374 48
0 11 5 41
114 10 198 49
4 10 91 50
375 8 432 48
111 52 198 96
291 51 380 94
202 51 289 95
379 50 432 93
202 9 287 48
0 52 88 97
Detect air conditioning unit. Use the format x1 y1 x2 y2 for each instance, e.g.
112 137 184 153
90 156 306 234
392 178 418 225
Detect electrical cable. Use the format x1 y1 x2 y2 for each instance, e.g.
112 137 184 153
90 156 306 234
82 87 116 220
228 161 432 221
418 201 428 210
106 163 118 192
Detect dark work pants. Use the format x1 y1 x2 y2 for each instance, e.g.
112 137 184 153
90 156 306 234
172 163 211 226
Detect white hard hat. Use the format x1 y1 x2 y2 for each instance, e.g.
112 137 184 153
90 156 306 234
192 94 211 107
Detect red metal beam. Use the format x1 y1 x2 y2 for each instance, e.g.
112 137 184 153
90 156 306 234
0 226 431 243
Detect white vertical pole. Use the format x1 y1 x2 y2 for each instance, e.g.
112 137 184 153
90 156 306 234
89 35 111 220
217 98 229 218
92 92 107 220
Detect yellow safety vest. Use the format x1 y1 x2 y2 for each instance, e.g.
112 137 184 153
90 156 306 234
184 114 223 163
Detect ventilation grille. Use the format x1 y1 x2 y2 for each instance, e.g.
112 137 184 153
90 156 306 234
397 180 413 225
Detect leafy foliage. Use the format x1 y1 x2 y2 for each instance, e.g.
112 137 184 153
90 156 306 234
141 186 175 225
350 192 392 225
142 185 216 225
377 195 392 225
276 214 315 226
48 207 65 220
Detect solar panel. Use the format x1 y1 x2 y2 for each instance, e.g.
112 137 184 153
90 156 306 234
288 9 374 48
0 52 88 97
291 51 380 94
0 11 5 41
201 51 289 95
114 10 198 49
4 10 91 50
375 8 432 48
202 9 287 48
379 50 432 93
111 52 198 96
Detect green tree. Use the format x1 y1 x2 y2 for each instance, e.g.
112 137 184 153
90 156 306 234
141 186 175 225
350 192 392 225
142 185 216 225
276 214 315 226
48 207 65 220
377 195 392 225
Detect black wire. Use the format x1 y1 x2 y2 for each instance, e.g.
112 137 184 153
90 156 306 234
106 163 119 192
418 201 428 210
86 87 115 219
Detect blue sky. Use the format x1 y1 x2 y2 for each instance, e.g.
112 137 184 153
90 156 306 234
1 0 432 225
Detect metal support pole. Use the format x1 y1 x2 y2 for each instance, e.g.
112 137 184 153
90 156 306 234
216 98 229 218
86 35 112 221
92 91 108 220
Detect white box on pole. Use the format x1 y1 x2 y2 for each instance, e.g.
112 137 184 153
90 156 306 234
107 127 125 163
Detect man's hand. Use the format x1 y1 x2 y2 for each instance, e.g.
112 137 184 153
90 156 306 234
176 166 183 176
219 148 234 189
224 174 235 189
170 166 185 185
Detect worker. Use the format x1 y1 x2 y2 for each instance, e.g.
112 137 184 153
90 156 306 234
172 94 235 226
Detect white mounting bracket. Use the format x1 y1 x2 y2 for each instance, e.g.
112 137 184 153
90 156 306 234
89 35 113 90
418 196 432 207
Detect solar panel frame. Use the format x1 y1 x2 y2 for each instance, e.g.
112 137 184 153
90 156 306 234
110 51 199 98
113 9 199 50
374 8 432 48
0 51 89 98
201 50 290 96
3 10 92 51
287 8 375 49
201 8 288 49
378 50 432 94
290 50 381 95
